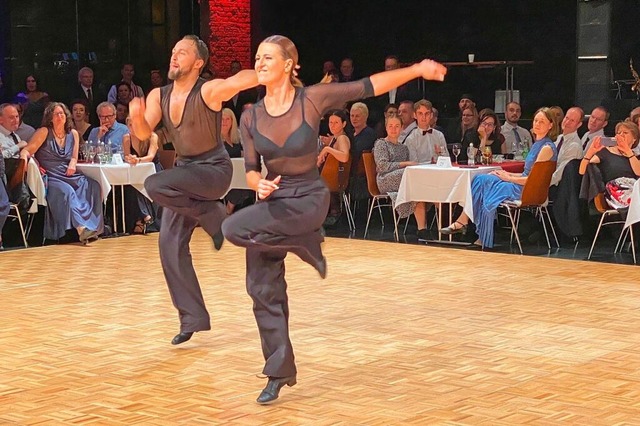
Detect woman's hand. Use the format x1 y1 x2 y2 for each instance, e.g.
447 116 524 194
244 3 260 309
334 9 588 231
416 59 447 82
317 148 329 167
319 135 332 146
125 154 139 165
257 175 281 199
587 136 604 158
491 169 511 182
65 164 76 176
617 140 634 158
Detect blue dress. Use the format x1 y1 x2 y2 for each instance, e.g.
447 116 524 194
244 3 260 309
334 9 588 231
35 130 104 240
471 136 558 248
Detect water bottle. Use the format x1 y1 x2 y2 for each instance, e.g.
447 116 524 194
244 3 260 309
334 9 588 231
106 139 113 163
467 143 475 165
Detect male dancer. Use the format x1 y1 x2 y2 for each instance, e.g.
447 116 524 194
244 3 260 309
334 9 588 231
129 35 258 345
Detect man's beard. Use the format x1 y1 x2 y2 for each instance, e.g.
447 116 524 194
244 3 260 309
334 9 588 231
168 68 183 80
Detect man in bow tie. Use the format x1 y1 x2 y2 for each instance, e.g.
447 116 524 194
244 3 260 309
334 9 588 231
404 99 448 164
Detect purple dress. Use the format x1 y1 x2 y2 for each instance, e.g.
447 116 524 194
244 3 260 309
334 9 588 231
35 129 103 240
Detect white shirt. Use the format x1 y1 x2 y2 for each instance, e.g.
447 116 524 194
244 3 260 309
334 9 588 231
580 128 604 153
399 121 417 144
0 124 22 159
403 127 448 163
551 131 583 186
501 122 533 153
388 88 397 104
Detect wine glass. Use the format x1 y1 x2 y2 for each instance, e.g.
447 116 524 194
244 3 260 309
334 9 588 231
87 145 96 163
452 144 461 165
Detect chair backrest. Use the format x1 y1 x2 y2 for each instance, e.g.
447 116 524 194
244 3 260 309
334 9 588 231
321 155 352 193
519 160 557 206
594 192 610 214
158 149 176 170
362 152 381 197
5 158 28 191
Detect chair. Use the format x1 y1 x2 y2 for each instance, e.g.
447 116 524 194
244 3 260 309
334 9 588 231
5 158 29 248
499 160 558 254
587 192 636 263
362 152 398 241
158 149 176 170
320 154 355 231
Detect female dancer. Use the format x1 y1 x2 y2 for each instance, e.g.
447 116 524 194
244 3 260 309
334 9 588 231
222 35 446 404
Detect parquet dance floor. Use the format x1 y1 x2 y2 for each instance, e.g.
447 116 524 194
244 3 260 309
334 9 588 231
2 230 640 424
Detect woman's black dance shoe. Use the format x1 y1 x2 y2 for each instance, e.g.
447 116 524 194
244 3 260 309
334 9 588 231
317 256 327 279
171 331 194 345
213 231 224 251
256 375 297 404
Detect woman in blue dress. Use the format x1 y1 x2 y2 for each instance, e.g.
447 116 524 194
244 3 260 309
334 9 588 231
20 102 103 243
440 107 558 248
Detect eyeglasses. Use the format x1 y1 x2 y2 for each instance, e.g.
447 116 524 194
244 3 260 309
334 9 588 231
98 114 116 120
480 121 496 127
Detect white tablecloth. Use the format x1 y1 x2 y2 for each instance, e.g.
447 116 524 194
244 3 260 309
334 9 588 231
625 179 640 229
227 157 267 195
76 163 156 202
26 158 46 213
395 164 499 222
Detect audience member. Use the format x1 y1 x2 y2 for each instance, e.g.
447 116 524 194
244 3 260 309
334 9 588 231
0 103 27 159
431 107 445 134
445 94 475 145
440 107 558 248
397 100 416 143
551 106 584 187
107 63 144 103
87 102 128 150
500 101 533 155
581 106 609 153
13 101 36 142
456 106 479 163
0 154 7 250
70 99 93 142
115 101 129 124
122 116 161 234
338 57 358 82
19 102 103 243
223 60 259 119
374 103 398 138
404 99 447 164
221 108 253 215
149 69 165 90
70 67 103 126
18 74 50 128
476 109 506 155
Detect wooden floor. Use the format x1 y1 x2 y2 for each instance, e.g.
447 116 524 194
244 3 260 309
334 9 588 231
3 231 640 424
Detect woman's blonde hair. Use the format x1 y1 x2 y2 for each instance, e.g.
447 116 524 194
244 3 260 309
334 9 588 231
261 35 303 88
221 108 241 145
533 107 560 141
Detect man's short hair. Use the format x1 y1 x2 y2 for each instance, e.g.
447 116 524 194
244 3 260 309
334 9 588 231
96 101 116 115
182 35 210 66
350 102 369 117
413 99 433 111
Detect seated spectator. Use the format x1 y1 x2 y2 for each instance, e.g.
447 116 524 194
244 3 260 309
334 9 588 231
348 102 377 201
456 106 479 163
373 115 430 239
476 108 506 155
70 99 93 142
87 102 128 150
374 103 398 138
0 155 8 250
13 101 36 141
431 107 445 134
501 101 533 155
149 69 165 91
115 81 133 105
404 99 448 164
221 108 253 215
122 116 162 234
397 100 416 143
551 106 584 187
18 74 50 128
318 109 351 225
446 94 475 145
0 103 28 159
19 102 103 243
440 107 558 247
580 121 640 209
107 63 144 103
115 101 129 124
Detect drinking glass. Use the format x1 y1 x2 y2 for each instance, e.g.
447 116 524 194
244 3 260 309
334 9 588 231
452 144 461 164
87 145 96 163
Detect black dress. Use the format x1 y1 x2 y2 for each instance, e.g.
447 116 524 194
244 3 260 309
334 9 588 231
222 78 374 378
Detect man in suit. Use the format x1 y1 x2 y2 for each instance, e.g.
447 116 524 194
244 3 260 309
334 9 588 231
222 60 258 120
70 67 103 126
